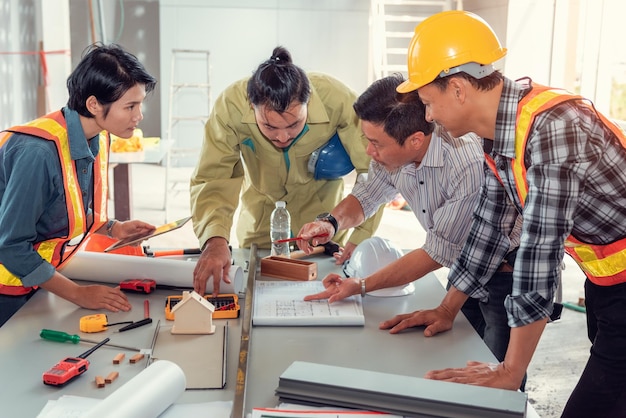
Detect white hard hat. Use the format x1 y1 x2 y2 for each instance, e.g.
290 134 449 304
343 237 415 297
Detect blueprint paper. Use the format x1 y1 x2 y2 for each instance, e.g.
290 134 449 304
252 281 364 326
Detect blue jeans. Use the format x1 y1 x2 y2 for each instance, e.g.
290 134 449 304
561 279 626 418
0 291 35 327
459 293 485 338
479 271 514 364
459 271 526 391
453 272 511 361
446 279 485 338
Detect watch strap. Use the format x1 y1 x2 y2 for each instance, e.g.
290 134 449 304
316 213 338 236
106 219 118 238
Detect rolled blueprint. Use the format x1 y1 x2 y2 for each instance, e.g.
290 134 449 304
83 360 186 418
59 251 244 294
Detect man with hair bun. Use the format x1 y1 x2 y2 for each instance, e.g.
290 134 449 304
191 46 382 296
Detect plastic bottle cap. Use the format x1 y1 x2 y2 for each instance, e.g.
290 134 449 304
276 201 286 208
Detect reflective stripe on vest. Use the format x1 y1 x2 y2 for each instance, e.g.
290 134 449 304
511 84 626 286
0 111 110 292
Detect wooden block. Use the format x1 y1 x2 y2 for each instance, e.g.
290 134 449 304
105 371 119 384
129 353 145 364
113 353 125 364
95 376 105 388
260 256 317 281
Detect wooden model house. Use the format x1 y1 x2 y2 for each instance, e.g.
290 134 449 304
171 291 216 334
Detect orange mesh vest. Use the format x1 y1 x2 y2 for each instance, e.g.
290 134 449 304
0 110 109 295
485 84 626 286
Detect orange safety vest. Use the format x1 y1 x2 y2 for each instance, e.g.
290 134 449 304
0 110 110 295
485 83 626 286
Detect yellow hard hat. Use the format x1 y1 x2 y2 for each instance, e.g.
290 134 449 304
397 10 507 93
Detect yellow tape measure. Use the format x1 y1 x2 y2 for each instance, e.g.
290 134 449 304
79 314 109 333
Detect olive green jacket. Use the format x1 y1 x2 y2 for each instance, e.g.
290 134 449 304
190 73 383 249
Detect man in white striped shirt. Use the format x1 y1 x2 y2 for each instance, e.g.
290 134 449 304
297 74 521 377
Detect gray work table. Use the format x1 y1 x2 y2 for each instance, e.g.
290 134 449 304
0 249 537 417
245 255 502 411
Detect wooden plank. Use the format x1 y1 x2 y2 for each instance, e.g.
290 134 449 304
260 256 317 281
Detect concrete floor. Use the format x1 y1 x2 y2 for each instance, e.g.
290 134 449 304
119 164 592 418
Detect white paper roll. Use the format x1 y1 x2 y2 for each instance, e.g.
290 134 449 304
59 251 244 294
211 265 244 294
83 360 186 418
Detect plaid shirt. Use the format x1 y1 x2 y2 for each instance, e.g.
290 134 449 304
449 77 626 327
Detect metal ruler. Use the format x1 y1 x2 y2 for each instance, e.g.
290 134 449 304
231 244 258 418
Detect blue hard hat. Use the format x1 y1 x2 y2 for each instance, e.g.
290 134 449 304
307 133 355 180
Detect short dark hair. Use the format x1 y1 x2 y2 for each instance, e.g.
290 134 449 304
353 73 434 146
66 43 157 118
247 46 311 112
431 70 503 92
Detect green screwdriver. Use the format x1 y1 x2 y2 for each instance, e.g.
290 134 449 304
40 329 141 352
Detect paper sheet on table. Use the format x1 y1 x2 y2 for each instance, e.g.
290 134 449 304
37 397 232 418
59 250 244 294
252 281 364 326
83 360 185 418
37 361 231 418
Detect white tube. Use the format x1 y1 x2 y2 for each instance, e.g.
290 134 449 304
59 251 244 294
83 360 186 418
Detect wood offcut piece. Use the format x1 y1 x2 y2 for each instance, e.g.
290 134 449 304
260 256 317 281
95 376 105 388
113 353 125 364
129 353 145 363
105 371 119 384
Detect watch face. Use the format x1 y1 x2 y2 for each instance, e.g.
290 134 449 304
316 212 338 234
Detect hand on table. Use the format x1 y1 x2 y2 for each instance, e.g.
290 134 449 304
41 273 132 313
75 284 132 312
303 273 359 303
193 237 231 296
379 305 455 336
425 360 521 390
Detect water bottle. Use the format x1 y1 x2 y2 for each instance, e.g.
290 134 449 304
270 201 291 257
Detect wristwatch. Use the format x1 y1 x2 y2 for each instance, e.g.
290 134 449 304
106 219 118 238
315 212 338 236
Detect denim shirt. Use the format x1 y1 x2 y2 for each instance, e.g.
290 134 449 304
0 107 100 287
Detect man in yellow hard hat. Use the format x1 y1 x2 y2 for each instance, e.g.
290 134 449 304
383 10 626 417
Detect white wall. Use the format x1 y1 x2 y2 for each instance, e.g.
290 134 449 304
159 0 370 153
0 0 71 127
504 0 562 85
503 0 624 116
40 0 72 112
16 1 626 137
0 0 40 127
